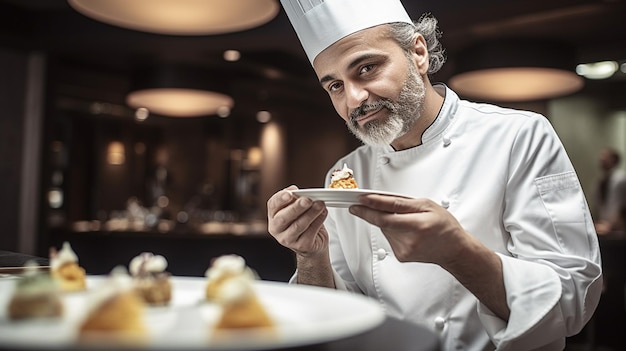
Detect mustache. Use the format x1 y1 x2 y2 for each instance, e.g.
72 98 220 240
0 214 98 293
349 99 395 122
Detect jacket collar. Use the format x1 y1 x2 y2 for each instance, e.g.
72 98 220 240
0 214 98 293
421 83 459 144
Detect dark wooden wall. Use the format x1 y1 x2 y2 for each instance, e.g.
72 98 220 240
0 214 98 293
0 48 27 252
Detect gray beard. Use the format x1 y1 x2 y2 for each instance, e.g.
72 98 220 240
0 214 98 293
347 62 425 146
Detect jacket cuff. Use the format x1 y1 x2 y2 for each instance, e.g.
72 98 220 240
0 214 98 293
288 267 348 290
478 253 562 350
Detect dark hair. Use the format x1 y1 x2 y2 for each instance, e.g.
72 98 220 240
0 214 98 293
388 13 446 75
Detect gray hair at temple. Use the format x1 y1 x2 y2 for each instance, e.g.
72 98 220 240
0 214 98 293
388 13 446 75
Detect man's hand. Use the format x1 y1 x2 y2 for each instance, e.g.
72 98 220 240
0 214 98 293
349 193 509 320
267 185 329 256
267 185 334 287
348 194 467 266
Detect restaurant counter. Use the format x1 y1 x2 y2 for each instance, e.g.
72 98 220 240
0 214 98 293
47 229 297 282
0 250 49 268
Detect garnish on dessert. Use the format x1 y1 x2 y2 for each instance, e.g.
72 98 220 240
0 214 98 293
329 163 358 189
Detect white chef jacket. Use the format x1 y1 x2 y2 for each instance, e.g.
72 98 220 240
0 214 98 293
292 85 603 351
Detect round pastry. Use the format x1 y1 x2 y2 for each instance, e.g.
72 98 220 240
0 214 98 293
79 266 145 341
129 252 172 306
7 261 63 320
205 255 274 330
329 163 358 189
50 241 87 292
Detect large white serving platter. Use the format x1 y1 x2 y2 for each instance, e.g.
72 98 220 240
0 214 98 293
291 188 410 208
0 276 385 350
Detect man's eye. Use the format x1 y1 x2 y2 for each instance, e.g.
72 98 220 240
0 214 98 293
328 82 343 92
360 64 374 74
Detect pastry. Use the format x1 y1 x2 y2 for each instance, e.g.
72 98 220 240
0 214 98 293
329 163 358 189
50 241 87 292
79 266 145 341
205 255 274 329
7 260 63 320
129 252 172 306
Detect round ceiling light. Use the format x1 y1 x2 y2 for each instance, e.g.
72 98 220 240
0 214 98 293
126 88 234 118
67 0 280 35
449 67 584 102
126 65 234 118
448 40 584 102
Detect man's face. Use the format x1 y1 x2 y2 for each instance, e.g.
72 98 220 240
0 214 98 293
600 149 618 170
313 25 425 146
347 59 425 145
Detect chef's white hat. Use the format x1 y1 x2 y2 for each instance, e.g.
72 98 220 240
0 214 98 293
280 0 413 64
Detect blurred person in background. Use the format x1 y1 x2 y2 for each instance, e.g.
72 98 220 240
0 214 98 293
594 146 626 235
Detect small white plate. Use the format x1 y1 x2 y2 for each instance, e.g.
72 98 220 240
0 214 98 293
291 188 410 208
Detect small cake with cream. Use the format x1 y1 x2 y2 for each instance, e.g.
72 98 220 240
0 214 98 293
205 255 274 329
7 261 63 320
79 266 145 341
50 241 87 292
129 252 172 306
329 163 358 189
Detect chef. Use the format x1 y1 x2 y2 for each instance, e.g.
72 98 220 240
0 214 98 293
266 0 603 349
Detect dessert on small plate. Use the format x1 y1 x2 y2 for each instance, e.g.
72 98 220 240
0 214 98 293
7 260 63 320
329 163 358 189
78 266 146 344
129 252 172 306
205 255 274 330
293 163 410 207
49 242 87 292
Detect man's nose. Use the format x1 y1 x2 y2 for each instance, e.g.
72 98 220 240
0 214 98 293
345 82 369 110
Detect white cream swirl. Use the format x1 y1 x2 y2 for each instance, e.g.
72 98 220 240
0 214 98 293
205 255 257 305
50 241 79 270
84 266 135 315
129 252 168 276
205 255 251 282
205 255 256 282
215 276 253 305
331 163 354 182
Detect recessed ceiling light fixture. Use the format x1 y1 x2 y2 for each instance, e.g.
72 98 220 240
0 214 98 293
67 0 280 35
448 40 584 102
126 65 234 118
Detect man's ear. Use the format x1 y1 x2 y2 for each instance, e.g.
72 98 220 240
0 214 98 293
411 34 429 74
